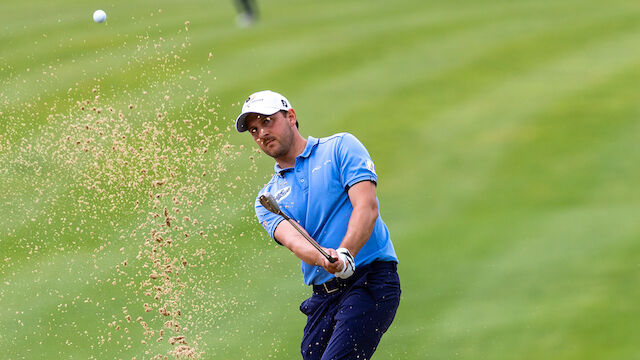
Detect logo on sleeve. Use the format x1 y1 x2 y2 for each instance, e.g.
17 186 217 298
366 160 376 174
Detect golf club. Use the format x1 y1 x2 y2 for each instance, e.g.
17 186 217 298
259 193 338 263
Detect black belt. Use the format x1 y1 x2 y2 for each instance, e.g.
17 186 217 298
312 261 396 295
313 277 348 295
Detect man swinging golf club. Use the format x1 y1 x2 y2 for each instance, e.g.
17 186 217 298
236 90 400 360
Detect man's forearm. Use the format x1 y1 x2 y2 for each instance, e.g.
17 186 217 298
341 181 380 257
286 233 328 266
339 203 378 257
274 220 329 267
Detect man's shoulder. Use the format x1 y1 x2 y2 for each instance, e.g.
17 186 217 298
316 132 367 153
317 132 353 145
314 133 362 153
307 133 349 161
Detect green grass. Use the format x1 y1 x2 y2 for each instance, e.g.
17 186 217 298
2 0 640 358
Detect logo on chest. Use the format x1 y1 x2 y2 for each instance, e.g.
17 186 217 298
273 186 292 203
312 159 332 174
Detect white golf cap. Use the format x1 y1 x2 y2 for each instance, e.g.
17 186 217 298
235 90 292 132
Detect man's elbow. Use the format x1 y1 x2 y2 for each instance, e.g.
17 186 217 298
364 199 379 222
371 199 379 215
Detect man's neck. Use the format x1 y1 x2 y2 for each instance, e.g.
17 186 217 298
275 136 307 169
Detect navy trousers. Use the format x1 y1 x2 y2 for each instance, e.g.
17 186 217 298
300 261 401 360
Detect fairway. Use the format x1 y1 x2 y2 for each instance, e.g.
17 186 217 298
2 0 640 358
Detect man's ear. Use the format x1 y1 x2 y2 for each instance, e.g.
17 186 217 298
287 108 297 127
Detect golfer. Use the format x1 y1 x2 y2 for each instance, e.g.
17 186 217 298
236 90 400 360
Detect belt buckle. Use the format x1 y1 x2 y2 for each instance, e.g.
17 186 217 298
323 282 339 294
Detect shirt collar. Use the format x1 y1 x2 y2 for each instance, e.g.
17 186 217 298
274 136 318 175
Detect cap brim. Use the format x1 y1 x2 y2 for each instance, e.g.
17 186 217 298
235 107 281 133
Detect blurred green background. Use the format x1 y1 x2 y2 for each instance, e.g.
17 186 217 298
1 0 640 358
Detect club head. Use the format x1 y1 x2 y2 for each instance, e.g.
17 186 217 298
259 193 282 215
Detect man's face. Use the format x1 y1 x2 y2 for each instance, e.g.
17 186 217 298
245 110 295 159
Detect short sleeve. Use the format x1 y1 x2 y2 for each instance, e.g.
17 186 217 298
337 133 378 189
255 192 285 245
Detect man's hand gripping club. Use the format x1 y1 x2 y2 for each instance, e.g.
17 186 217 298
320 247 355 279
334 248 355 279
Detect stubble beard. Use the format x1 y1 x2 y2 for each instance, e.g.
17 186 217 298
261 128 293 159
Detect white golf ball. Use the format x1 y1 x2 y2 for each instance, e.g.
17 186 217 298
93 10 107 23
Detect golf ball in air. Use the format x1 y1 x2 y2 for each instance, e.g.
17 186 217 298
93 10 107 23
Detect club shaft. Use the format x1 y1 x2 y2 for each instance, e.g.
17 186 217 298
284 217 337 263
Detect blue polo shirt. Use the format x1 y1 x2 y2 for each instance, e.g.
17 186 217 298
255 133 398 285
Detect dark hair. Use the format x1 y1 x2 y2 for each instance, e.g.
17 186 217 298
280 110 298 129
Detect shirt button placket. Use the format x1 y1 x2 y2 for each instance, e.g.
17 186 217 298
295 163 307 190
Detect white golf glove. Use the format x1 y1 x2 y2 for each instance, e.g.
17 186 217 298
334 248 355 279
